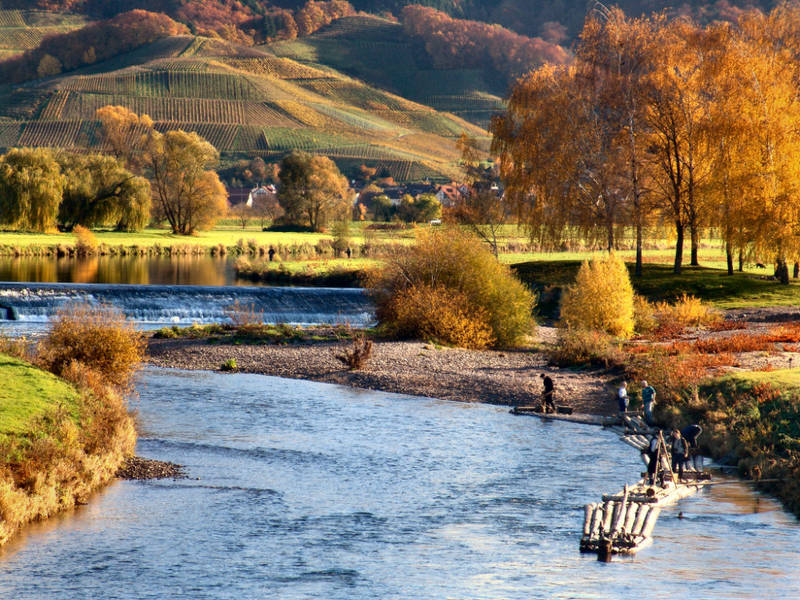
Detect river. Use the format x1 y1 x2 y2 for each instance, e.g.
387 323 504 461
0 369 797 599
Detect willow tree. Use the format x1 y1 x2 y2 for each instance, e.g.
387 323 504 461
493 12 654 259
0 147 64 232
57 152 151 232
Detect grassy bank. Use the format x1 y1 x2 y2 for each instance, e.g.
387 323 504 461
655 369 800 517
0 352 136 545
233 257 375 286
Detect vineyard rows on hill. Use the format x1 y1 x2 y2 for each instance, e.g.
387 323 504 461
222 57 328 80
58 71 263 101
0 10 26 28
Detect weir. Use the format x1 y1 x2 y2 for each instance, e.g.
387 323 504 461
0 282 374 327
512 407 711 559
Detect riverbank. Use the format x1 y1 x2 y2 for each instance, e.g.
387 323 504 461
148 333 618 414
0 353 136 545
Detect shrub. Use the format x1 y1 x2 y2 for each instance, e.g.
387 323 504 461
559 253 634 338
386 284 495 349
655 294 721 328
334 332 374 369
221 358 237 371
549 328 625 367
37 303 145 391
73 225 98 256
633 295 658 334
367 227 534 348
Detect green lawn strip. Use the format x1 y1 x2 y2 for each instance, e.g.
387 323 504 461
0 353 79 441
512 260 800 311
712 368 800 393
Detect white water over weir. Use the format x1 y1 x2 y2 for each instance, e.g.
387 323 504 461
0 282 374 327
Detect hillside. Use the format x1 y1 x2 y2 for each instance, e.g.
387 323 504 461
0 8 86 61
0 12 488 182
269 15 506 128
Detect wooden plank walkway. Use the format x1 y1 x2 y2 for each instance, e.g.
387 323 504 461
511 406 711 559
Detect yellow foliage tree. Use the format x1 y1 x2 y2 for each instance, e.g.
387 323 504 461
559 253 634 338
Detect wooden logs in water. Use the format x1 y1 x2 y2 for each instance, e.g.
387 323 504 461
640 506 662 538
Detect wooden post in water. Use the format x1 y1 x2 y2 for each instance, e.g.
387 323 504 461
597 538 613 562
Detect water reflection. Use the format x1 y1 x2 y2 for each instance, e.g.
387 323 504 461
0 255 243 287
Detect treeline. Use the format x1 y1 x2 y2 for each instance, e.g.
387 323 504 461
0 10 188 84
1 0 357 49
493 3 800 282
400 5 568 82
6 0 773 41
0 148 151 233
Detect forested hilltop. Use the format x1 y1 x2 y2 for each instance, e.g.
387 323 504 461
0 0 773 43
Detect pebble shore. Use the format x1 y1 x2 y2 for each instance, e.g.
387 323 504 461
147 336 618 415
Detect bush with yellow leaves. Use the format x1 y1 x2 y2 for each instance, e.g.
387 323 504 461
559 253 634 338
367 227 535 348
387 284 495 349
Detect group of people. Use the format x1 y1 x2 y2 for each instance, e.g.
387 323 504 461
617 379 656 425
645 425 703 484
537 374 703 485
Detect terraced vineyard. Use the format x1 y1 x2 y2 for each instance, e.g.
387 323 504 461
269 15 506 130
0 10 86 59
0 15 489 181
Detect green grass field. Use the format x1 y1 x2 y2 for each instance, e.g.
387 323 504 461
0 227 333 249
0 353 79 439
513 258 800 311
718 368 800 392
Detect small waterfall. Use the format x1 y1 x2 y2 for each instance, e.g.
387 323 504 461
0 283 374 327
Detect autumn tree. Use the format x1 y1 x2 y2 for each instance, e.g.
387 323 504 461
277 151 350 231
57 152 151 231
577 8 657 276
453 134 507 257
230 202 251 230
0 147 64 232
96 105 154 167
398 194 441 224
143 129 228 235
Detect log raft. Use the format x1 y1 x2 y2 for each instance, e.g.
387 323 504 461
580 415 711 556
512 406 712 556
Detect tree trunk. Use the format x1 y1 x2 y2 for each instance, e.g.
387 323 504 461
794 262 799 279
635 218 643 278
673 221 684 274
726 241 733 276
690 225 699 266
738 248 744 272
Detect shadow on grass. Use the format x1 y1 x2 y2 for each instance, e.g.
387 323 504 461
512 260 800 318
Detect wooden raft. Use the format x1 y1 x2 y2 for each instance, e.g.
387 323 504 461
579 414 711 557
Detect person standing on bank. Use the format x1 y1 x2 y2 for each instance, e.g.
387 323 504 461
641 380 656 425
618 381 629 414
540 373 555 413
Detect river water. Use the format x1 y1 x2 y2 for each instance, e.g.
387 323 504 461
0 369 797 599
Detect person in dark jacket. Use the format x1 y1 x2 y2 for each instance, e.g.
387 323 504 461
670 429 689 481
681 424 703 470
644 431 661 485
540 373 555 413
